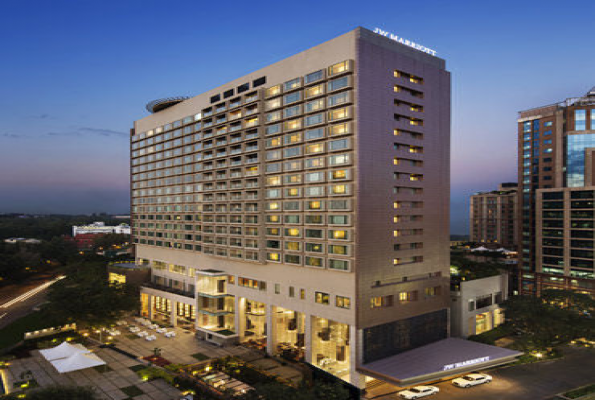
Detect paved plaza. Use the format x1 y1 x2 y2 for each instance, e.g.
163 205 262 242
4 317 304 398
5 345 181 400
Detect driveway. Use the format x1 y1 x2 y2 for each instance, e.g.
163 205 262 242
370 346 595 400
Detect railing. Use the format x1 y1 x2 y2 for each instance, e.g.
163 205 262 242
143 282 195 298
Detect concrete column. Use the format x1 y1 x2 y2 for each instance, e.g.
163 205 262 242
170 300 177 327
236 297 246 341
147 294 154 320
304 314 312 363
266 304 276 356
349 326 365 389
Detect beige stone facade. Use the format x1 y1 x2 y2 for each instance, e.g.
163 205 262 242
130 27 450 387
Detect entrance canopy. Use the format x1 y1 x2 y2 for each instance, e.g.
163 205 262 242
39 341 89 361
51 351 106 373
359 338 521 386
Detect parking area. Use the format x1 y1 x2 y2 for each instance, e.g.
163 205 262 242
366 346 595 400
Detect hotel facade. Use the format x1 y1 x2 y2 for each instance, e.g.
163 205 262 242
131 27 453 388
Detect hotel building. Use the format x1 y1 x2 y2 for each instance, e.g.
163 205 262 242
130 27 459 388
518 87 595 296
469 183 518 248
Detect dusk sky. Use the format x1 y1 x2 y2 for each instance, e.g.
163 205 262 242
1 0 594 234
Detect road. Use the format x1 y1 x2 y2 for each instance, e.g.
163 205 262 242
369 346 595 400
0 275 64 329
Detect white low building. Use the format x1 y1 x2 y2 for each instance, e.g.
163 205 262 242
450 273 508 338
72 222 131 236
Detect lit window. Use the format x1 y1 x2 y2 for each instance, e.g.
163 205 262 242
305 84 324 98
266 176 282 186
307 201 322 210
330 230 347 240
266 85 281 97
267 252 280 262
330 123 350 136
331 184 347 194
267 202 281 210
328 60 349 76
336 296 350 309
306 143 325 154
265 98 282 110
329 107 349 121
284 119 302 131
315 291 330 305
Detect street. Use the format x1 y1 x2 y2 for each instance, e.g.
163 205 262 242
0 275 63 329
368 346 595 400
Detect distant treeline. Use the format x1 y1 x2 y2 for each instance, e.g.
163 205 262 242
0 214 129 241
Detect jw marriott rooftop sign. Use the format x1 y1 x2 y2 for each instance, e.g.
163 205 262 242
373 27 437 56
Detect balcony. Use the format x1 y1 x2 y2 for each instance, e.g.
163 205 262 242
143 282 195 298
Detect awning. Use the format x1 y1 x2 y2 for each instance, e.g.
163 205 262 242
51 351 106 373
39 341 89 361
358 338 522 386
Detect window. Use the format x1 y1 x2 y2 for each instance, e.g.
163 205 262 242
305 228 323 238
328 259 349 271
289 286 295 297
329 107 349 121
306 143 325 154
305 242 324 253
328 76 349 92
305 113 325 126
328 91 350 107
305 127 325 141
329 138 350 151
305 157 325 169
305 256 324 267
315 292 330 305
329 123 350 136
285 254 301 264
284 105 302 118
305 98 325 113
284 119 302 131
285 215 300 224
305 84 324 98
371 295 393 308
329 229 348 240
284 78 301 91
285 241 301 251
329 215 348 225
399 291 417 302
305 69 324 84
329 244 348 255
266 124 281 136
336 296 350 309
266 110 281 123
284 132 302 145
284 92 301 105
284 146 302 158
328 153 351 166
329 60 349 76
575 110 587 131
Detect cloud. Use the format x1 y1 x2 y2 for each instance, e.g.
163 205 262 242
78 127 127 137
1 133 25 138
44 127 127 138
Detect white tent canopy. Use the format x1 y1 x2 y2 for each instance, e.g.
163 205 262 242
470 246 491 252
39 341 89 361
51 351 106 373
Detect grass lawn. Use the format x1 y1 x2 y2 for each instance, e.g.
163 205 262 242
191 352 209 361
0 311 66 350
120 385 144 397
565 383 595 399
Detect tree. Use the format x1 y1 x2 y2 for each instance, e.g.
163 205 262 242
92 233 130 251
502 293 595 350
3 385 101 400
43 262 139 329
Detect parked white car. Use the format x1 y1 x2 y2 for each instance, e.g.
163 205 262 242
398 385 439 399
452 372 492 387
